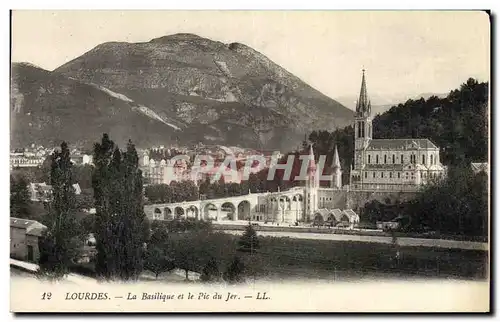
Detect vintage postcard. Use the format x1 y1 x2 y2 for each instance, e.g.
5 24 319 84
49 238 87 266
9 10 490 312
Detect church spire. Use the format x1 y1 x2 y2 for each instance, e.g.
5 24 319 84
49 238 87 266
332 145 340 169
307 144 317 173
356 69 371 116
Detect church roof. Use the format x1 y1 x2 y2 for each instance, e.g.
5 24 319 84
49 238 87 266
364 164 405 171
367 139 438 150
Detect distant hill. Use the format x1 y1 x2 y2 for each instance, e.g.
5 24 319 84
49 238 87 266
10 33 353 150
336 92 449 116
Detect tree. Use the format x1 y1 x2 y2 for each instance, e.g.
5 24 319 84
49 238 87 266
92 134 149 281
200 257 220 282
167 232 209 281
238 223 260 253
143 246 175 279
38 142 82 278
10 175 31 219
75 189 94 210
224 256 245 283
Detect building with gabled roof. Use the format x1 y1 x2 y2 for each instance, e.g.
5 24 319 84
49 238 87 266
471 162 489 175
10 217 47 262
350 70 447 191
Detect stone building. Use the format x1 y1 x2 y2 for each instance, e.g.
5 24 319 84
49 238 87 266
350 70 447 191
10 217 47 263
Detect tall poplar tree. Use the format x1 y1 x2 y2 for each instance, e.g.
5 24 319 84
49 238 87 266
38 142 80 277
92 134 148 280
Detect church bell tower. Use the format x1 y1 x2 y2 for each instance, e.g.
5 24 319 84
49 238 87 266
353 69 372 169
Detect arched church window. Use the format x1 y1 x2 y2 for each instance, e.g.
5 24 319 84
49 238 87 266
384 155 387 164
368 155 371 163
430 155 434 165
381 172 384 178
392 154 395 164
376 155 379 164
365 172 367 178
422 155 426 165
390 172 393 178
373 172 376 178
401 154 404 164
398 172 401 179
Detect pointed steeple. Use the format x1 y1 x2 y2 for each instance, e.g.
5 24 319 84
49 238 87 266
307 144 317 173
356 69 371 116
332 145 340 169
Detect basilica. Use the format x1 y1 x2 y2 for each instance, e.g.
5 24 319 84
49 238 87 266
251 70 447 225
349 70 447 191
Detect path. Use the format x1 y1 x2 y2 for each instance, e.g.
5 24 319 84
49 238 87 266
221 230 488 251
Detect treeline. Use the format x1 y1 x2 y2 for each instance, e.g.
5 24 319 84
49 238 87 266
373 78 488 166
362 166 488 237
144 220 259 282
34 135 149 280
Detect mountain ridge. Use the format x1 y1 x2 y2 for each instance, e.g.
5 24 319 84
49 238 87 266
11 33 353 150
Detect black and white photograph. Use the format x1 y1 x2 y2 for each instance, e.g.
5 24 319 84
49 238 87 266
8 10 490 312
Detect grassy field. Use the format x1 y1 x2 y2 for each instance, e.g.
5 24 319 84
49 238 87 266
214 223 488 242
66 231 488 283
214 234 488 281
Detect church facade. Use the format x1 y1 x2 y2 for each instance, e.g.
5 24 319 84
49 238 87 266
349 70 447 191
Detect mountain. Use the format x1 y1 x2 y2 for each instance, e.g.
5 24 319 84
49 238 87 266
10 33 353 151
10 62 183 150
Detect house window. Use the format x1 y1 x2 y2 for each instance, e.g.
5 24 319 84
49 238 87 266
422 155 426 165
384 155 387 164
381 172 384 178
368 155 371 164
373 172 376 178
392 154 395 164
376 155 379 164
398 172 401 179
365 172 367 179
401 154 404 164
390 172 393 178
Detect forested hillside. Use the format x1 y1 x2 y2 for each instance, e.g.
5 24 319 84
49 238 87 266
373 78 488 166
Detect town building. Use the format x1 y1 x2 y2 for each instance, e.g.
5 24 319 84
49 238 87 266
29 182 81 202
10 217 47 262
471 162 489 175
70 153 93 165
349 70 447 191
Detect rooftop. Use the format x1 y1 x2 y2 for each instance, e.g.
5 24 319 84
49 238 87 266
367 139 438 150
10 217 47 236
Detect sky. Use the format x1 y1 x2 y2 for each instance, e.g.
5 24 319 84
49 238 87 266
11 10 490 103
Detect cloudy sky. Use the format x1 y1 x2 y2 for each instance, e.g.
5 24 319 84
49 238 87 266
11 10 490 104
